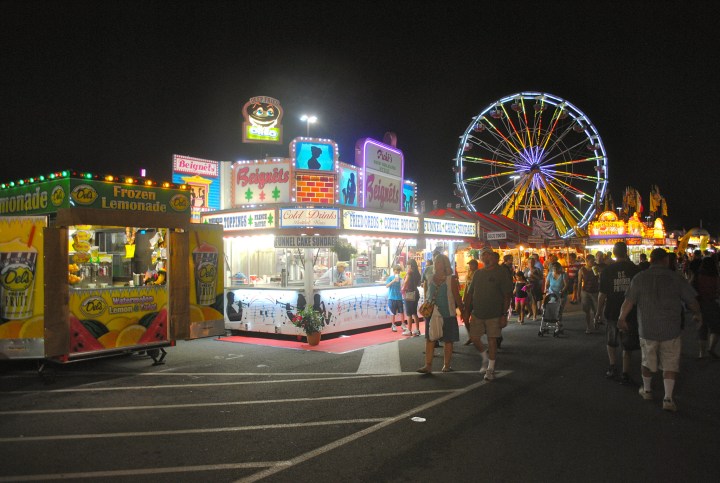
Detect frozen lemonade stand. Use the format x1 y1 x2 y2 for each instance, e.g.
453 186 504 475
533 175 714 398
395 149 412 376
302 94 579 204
0 170 224 365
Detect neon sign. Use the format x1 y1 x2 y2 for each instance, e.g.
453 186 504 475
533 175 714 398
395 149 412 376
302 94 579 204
241 96 284 144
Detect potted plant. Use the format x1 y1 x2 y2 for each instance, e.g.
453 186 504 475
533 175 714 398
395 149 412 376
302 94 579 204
331 238 357 264
292 307 324 345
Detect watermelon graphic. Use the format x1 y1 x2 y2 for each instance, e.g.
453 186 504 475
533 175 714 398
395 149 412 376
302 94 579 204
69 315 105 353
138 308 168 344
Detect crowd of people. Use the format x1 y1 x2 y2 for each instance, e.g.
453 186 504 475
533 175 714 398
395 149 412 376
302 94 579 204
387 243 720 413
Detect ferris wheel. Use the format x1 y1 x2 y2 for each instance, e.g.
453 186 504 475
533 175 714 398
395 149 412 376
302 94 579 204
454 92 608 238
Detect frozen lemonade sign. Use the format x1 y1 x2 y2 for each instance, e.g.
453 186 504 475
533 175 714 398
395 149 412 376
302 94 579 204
241 96 283 144
356 138 403 211
231 159 291 206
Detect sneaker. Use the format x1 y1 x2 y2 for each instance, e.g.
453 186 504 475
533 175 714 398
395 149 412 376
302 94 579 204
484 368 495 381
402 329 412 336
638 387 653 400
413 330 421 337
605 365 617 379
662 398 677 412
402 323 408 331
391 324 397 332
620 373 635 386
479 362 489 374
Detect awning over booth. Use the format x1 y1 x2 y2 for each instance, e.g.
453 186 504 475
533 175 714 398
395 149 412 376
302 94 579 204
427 208 532 248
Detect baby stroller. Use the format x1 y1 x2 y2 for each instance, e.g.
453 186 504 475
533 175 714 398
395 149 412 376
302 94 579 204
538 291 564 337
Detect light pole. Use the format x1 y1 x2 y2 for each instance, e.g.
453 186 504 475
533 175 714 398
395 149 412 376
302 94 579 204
300 114 317 137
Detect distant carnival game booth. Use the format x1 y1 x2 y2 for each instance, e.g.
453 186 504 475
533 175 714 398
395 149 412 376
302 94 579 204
0 170 224 364
205 136 477 337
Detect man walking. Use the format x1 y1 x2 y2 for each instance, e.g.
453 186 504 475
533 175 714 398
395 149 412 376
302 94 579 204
566 252 581 304
595 242 639 385
469 247 513 381
617 248 701 412
577 254 599 334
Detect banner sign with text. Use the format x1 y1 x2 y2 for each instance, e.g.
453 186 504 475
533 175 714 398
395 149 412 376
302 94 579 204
274 235 338 248
0 178 190 216
423 218 477 237
279 208 340 228
202 210 276 232
342 209 419 234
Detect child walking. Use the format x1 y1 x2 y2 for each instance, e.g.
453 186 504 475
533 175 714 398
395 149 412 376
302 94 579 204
386 265 406 332
513 271 529 324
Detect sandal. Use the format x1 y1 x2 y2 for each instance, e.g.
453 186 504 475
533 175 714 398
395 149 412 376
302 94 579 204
416 366 432 374
441 366 454 372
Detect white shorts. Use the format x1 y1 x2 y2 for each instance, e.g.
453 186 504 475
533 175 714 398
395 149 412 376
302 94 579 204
640 337 682 373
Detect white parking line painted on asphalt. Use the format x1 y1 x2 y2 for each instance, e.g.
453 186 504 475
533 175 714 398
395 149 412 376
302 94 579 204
0 418 387 443
0 461 291 482
356 340 401 373
2 372 441 394
236 372 507 483
0 389 453 415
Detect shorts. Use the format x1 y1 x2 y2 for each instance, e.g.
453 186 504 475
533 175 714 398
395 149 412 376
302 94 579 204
468 315 503 339
606 319 640 351
404 299 419 316
514 296 527 306
389 299 404 315
581 291 598 314
640 337 681 373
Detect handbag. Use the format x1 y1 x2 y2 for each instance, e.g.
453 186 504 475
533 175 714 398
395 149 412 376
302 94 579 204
419 298 435 318
428 307 444 341
403 290 417 302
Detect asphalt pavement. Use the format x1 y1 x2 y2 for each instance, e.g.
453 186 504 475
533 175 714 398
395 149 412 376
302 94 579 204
1 302 719 483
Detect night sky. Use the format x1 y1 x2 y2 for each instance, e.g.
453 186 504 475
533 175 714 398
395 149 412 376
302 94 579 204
2 1 719 233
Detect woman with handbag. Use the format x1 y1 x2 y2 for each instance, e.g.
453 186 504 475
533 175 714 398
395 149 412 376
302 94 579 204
417 254 464 374
402 259 422 336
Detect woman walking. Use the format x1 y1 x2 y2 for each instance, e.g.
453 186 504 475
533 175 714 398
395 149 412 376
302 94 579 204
402 259 422 336
417 254 463 374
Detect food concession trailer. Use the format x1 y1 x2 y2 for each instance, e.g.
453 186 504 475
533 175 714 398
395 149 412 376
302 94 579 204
0 170 224 367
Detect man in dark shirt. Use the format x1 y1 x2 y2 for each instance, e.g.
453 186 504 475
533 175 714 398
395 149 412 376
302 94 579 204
595 242 640 385
637 253 650 271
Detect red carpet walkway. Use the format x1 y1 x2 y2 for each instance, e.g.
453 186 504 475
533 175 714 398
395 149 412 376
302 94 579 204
216 325 431 354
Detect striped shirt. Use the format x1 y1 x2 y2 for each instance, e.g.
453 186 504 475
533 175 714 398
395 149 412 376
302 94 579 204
624 265 697 341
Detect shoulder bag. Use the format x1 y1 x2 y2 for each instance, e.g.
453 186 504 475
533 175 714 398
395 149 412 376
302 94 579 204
428 306 444 341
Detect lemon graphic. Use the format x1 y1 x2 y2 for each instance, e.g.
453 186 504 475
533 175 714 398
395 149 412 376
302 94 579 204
189 305 204 323
201 306 223 321
98 330 120 348
106 316 135 332
115 324 146 347
18 316 44 338
0 321 23 339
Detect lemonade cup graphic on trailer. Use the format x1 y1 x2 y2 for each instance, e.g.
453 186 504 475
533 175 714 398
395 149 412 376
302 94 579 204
193 242 218 306
0 238 39 320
